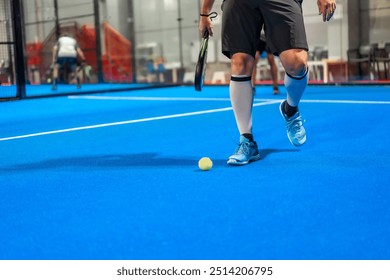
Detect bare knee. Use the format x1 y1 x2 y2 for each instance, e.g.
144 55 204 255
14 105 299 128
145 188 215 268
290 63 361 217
279 49 308 77
231 53 255 76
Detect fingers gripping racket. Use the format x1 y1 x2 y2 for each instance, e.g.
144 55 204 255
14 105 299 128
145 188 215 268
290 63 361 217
194 30 209 92
194 12 217 91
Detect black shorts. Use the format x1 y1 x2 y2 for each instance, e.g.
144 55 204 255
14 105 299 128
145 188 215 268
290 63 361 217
221 0 308 58
56 57 77 70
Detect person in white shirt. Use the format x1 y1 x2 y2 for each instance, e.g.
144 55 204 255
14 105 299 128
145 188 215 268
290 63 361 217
52 33 85 90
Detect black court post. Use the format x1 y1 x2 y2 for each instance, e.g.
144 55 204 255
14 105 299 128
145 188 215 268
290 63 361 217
53 0 60 39
127 0 137 83
93 0 104 83
177 0 184 70
11 0 26 99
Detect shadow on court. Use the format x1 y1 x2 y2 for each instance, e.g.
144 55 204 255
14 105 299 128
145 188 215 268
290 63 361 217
259 148 299 159
0 149 299 172
1 153 195 171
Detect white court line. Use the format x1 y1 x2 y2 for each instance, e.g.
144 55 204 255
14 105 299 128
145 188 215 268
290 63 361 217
69 95 390 105
301 99 390 105
68 95 232 102
0 101 279 142
2 97 389 142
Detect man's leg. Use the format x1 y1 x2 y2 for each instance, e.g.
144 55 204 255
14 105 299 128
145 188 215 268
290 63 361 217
251 51 260 95
278 49 308 146
267 53 279 95
52 63 59 90
227 53 261 165
70 61 81 89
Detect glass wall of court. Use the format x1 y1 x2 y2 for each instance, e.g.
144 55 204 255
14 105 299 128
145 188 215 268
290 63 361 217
0 0 389 100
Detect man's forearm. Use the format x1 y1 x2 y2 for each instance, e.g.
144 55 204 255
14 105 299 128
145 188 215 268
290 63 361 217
201 0 215 14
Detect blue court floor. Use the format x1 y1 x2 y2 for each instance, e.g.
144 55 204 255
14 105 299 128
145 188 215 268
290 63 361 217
0 85 389 260
0 83 156 99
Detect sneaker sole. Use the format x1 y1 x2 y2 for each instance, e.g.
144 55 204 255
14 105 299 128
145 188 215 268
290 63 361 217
279 101 306 147
289 134 306 147
227 154 261 166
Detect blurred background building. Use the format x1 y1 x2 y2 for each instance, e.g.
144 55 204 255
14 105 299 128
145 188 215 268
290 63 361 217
0 0 389 99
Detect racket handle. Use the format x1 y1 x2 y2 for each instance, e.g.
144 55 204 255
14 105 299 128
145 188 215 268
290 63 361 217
203 29 209 39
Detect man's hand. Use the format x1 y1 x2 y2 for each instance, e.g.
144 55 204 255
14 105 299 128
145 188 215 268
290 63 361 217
199 15 214 37
199 0 216 36
317 0 336 22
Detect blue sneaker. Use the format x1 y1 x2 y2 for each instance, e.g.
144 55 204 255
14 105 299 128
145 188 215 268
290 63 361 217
279 100 306 146
227 135 261 165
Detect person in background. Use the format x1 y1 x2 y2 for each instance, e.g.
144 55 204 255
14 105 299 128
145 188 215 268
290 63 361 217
252 34 280 95
52 33 85 90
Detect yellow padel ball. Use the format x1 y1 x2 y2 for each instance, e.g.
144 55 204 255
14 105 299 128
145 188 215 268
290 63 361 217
198 157 213 171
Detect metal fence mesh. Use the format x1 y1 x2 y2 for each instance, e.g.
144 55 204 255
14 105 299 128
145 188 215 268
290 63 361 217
0 0 16 99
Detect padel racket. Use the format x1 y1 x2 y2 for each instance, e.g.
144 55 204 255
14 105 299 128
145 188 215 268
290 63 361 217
194 30 209 91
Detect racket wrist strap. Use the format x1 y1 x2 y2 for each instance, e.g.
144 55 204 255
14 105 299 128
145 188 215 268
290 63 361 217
200 12 218 19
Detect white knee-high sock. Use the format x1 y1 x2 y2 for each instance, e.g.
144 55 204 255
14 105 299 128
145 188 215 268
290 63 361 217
284 67 309 107
230 75 253 135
